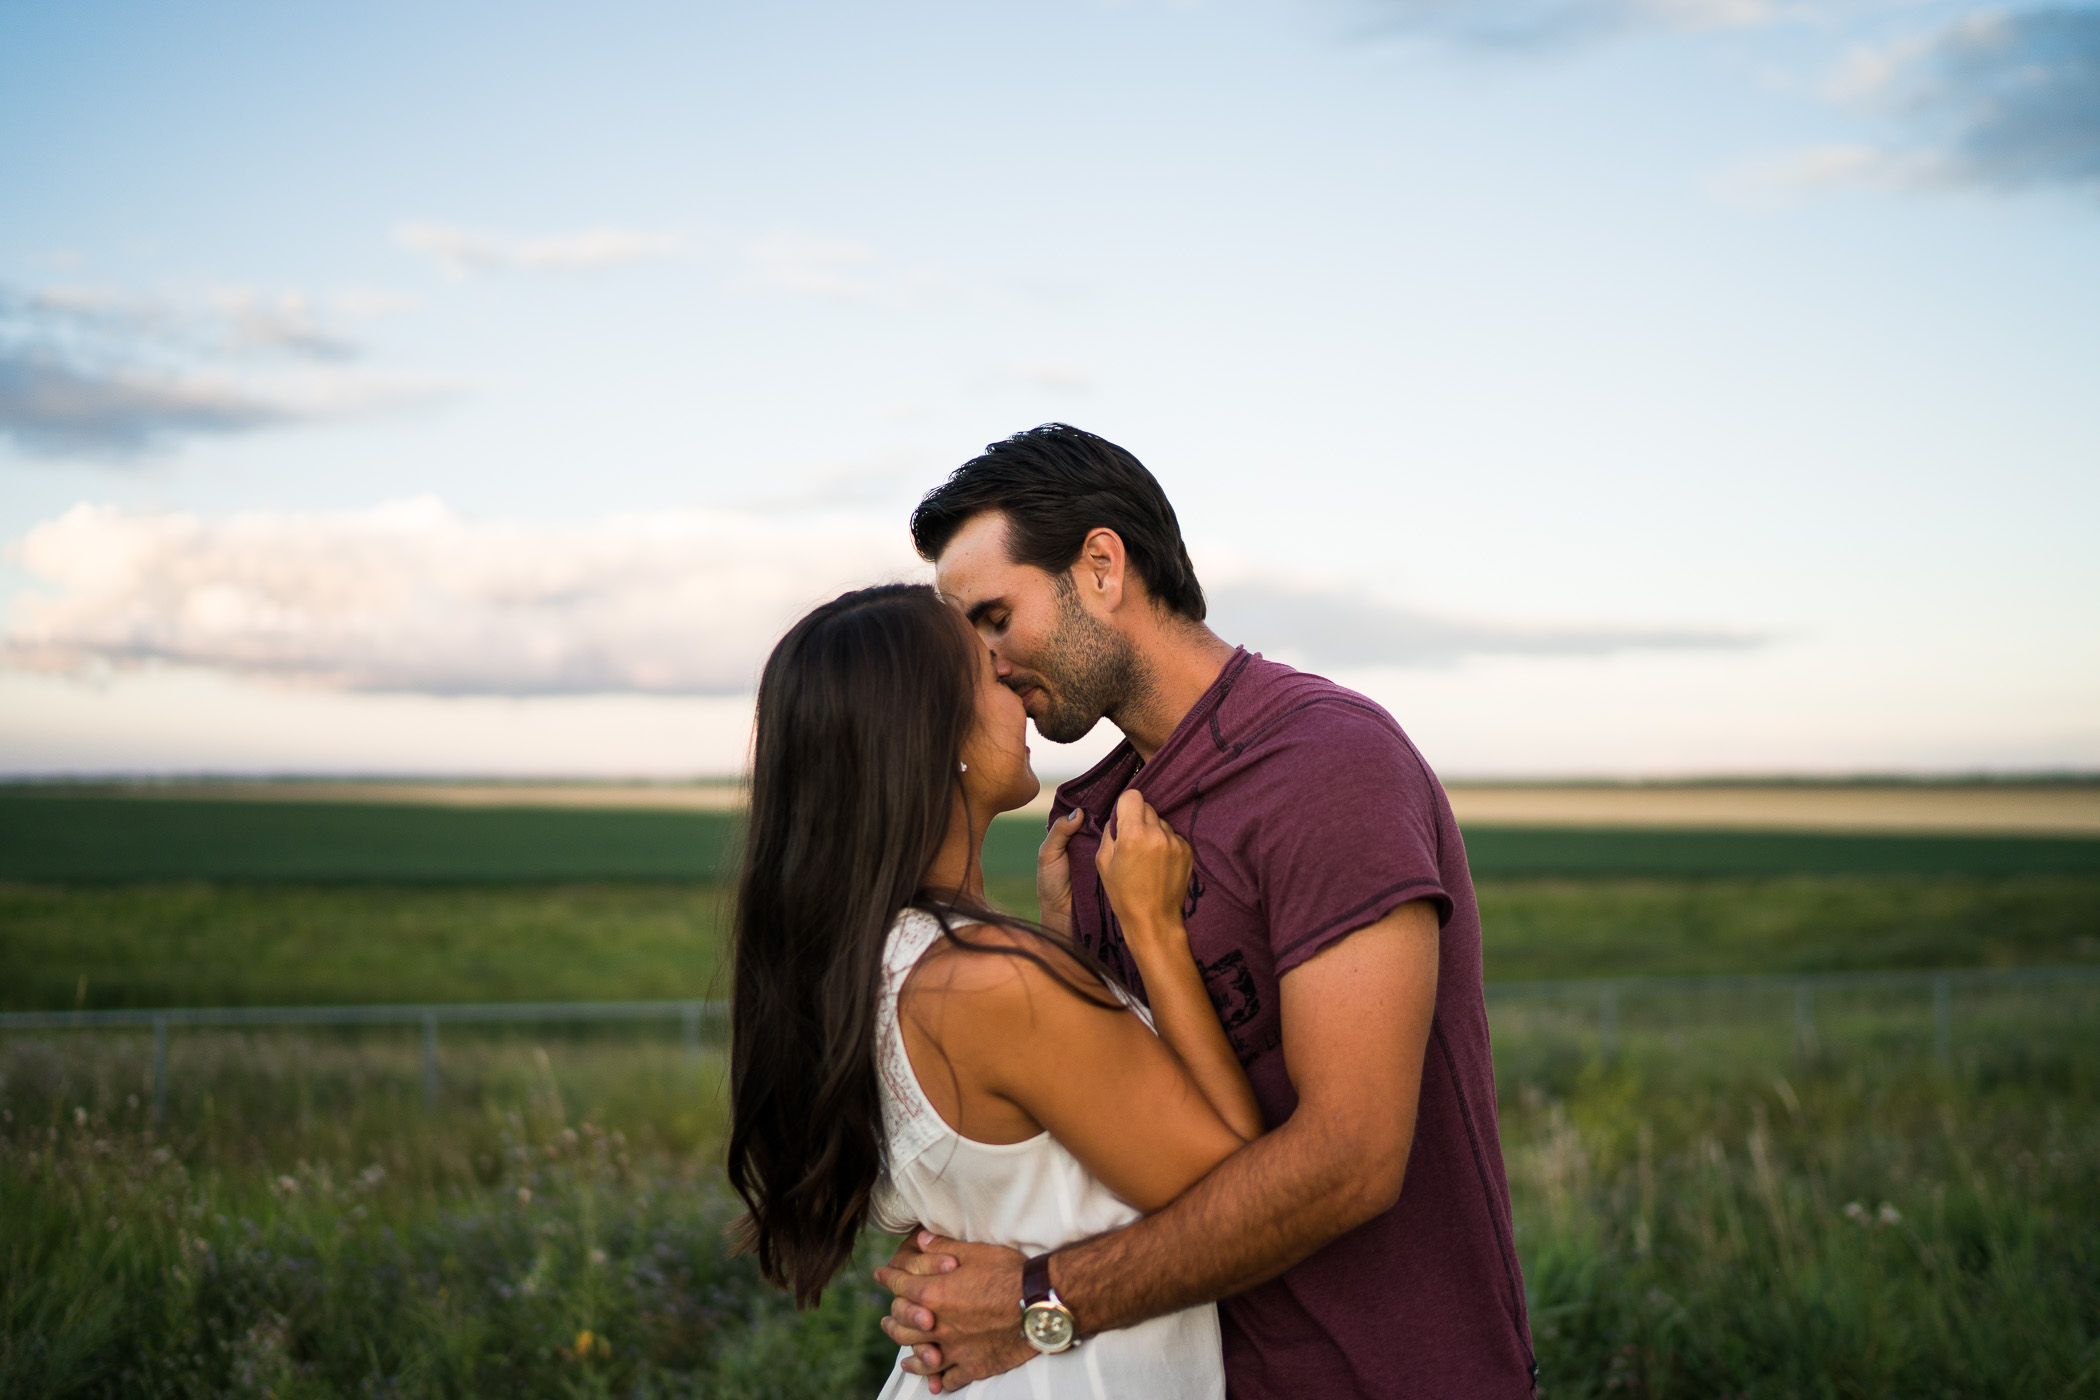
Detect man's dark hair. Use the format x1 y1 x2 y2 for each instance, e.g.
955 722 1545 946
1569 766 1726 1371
910 423 1206 622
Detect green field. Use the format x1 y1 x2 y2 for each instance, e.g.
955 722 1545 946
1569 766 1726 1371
4 980 2094 1397
4 792 2097 1396
4 875 2095 1012
8 792 2100 884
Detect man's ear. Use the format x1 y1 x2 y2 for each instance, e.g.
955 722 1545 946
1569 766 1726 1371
1072 528 1128 615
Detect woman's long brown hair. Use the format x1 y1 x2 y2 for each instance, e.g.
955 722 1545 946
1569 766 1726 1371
726 583 1120 1308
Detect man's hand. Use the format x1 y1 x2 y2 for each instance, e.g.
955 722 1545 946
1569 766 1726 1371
874 1232 1034 1391
1036 807 1085 936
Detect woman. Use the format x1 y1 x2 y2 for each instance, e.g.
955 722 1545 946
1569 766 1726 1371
728 583 1263 1399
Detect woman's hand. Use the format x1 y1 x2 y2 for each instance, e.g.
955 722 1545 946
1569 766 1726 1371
1096 790 1264 1141
1096 790 1194 956
1036 807 1085 937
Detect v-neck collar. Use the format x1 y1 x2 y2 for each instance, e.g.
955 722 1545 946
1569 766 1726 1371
1056 648 1255 818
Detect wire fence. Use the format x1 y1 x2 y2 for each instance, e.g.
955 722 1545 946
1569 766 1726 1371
5 964 2096 1125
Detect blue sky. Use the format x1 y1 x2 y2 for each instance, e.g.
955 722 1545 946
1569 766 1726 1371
3 0 2095 777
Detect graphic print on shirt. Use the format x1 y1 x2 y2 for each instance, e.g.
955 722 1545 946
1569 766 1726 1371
1197 948 1278 1068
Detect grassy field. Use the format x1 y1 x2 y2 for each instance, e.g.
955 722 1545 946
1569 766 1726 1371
4 983 2094 1397
4 875 2095 1012
4 791 2097 1395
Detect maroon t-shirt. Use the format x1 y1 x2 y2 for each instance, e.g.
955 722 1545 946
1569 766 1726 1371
1053 649 1535 1399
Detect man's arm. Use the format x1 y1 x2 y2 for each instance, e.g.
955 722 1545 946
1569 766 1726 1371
877 899 1440 1388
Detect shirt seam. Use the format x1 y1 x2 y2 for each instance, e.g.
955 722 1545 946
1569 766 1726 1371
1271 877 1450 965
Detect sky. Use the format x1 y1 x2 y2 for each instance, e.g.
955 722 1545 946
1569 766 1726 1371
2 0 2095 779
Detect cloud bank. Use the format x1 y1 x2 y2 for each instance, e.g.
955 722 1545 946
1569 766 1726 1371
1735 7 2100 196
5 499 925 694
1206 582 1760 669
1370 0 2098 198
394 223 684 274
1888 6 2100 190
0 285 440 457
1362 0 1778 48
5 501 1758 697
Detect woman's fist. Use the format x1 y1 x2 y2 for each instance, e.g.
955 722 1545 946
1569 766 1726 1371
1096 789 1194 949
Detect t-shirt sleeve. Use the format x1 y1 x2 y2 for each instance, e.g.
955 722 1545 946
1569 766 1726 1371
1248 702 1452 978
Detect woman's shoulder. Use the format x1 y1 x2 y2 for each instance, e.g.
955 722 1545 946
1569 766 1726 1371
897 916 1116 1026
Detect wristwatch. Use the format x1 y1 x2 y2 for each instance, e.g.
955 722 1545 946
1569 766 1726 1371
1019 1251 1078 1354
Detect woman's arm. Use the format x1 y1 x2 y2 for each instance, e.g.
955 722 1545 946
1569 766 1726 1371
1096 791 1265 1142
899 925 1246 1214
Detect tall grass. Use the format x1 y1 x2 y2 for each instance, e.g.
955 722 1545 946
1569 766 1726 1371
1498 983 2100 1396
0 1032 899 1398
5 984 2094 1397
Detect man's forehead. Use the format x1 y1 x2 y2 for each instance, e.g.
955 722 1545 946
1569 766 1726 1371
934 511 1022 602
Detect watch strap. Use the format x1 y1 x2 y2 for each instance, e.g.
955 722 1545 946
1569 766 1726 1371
1021 1251 1056 1306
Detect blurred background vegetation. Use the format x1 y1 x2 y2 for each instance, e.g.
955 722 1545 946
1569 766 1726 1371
3 787 2097 1396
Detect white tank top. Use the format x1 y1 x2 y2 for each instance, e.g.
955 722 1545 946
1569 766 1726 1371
870 908 1225 1400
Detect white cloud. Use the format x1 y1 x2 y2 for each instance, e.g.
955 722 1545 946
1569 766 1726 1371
1206 581 1760 668
4 498 926 695
1711 141 1953 201
1015 363 1096 392
393 222 685 274
3 498 1757 698
1728 7 2100 201
744 232 882 298
1360 0 1784 48
740 231 950 303
0 284 442 457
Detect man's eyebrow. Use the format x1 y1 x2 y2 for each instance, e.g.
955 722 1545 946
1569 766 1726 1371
963 597 1005 626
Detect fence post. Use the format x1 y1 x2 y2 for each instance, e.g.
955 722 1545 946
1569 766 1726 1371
422 1013 439 1109
1795 982 1816 1058
683 1002 702 1060
1933 975 1951 1068
1599 983 1619 1064
151 1016 168 1126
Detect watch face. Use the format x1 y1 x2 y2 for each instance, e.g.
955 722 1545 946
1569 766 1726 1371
1022 1303 1075 1353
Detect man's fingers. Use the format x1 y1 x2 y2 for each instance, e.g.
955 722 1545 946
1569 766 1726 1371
897 1343 946 1376
881 1292 937 1335
872 1265 948 1309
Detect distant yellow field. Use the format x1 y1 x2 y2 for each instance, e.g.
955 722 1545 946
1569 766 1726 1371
50 777 2100 836
1441 784 2100 836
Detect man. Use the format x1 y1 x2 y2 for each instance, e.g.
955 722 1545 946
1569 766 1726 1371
877 424 1536 1398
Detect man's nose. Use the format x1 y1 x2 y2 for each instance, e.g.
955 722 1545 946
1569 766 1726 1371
992 652 1015 678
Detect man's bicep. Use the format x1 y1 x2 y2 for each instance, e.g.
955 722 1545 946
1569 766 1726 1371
1277 900 1440 1208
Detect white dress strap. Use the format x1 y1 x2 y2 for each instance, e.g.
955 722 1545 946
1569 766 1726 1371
875 907 953 1168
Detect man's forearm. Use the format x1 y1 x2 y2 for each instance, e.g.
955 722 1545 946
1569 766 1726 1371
1053 1108 1388 1334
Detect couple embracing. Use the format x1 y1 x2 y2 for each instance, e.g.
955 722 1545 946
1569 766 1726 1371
728 425 1537 1398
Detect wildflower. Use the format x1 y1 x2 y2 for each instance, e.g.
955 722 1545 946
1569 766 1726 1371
589 1248 608 1267
518 1186 533 1204
1877 1202 1902 1225
570 1329 611 1361
1843 1201 1867 1222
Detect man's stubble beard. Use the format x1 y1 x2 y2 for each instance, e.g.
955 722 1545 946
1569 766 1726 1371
1025 580 1152 745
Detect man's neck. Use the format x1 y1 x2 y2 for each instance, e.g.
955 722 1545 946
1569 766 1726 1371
1111 624 1236 762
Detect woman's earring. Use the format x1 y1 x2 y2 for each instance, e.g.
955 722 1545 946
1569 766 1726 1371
958 762 969 773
